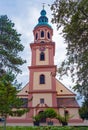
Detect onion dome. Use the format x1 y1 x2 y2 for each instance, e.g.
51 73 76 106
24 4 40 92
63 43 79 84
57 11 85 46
34 9 52 29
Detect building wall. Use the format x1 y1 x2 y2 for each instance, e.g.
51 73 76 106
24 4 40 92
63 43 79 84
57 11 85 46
59 108 80 119
32 93 52 107
56 80 75 96
36 48 49 65
33 71 51 90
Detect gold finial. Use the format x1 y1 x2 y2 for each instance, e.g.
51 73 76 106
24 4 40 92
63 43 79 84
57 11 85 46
42 3 45 9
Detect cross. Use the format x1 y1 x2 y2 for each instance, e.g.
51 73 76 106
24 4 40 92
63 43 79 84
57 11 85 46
42 3 45 9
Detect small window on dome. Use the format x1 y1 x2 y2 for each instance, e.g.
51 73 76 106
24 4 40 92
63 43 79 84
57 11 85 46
47 32 50 39
45 19 47 22
41 31 44 37
36 33 38 40
42 19 44 22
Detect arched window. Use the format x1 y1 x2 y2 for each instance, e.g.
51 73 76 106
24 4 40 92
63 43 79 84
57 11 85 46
40 74 45 84
40 52 45 61
47 32 50 39
41 31 44 37
64 110 69 117
35 33 38 40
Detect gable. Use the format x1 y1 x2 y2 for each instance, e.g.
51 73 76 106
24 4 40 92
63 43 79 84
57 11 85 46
17 82 29 97
56 79 76 97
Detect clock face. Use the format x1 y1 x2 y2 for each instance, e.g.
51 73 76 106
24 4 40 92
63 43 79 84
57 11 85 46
39 47 45 51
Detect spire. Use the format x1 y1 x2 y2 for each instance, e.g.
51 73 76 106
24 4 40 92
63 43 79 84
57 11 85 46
34 6 52 29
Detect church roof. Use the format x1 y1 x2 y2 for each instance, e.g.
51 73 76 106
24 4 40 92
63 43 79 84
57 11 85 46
57 98 79 108
34 9 52 29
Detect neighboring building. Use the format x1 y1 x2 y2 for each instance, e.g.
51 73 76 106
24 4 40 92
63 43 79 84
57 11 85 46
7 8 82 124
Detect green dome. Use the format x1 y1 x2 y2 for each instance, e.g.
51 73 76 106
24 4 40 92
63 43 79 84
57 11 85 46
41 9 46 16
34 9 52 28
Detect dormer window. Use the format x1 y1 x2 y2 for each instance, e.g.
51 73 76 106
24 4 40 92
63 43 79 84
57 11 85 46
47 32 50 39
40 52 45 61
41 31 44 37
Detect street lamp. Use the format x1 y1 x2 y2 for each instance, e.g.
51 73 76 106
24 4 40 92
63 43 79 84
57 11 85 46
63 107 66 123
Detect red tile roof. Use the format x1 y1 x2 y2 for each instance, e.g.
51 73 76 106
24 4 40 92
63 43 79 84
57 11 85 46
57 98 79 108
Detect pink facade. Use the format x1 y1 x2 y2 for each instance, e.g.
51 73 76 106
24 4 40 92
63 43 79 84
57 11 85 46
7 8 83 124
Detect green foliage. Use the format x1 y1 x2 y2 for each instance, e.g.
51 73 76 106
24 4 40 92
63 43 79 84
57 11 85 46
79 106 88 120
56 114 70 126
10 109 29 117
0 72 29 118
32 114 41 122
79 96 88 120
0 15 26 77
0 126 88 130
43 108 57 119
32 108 57 124
51 0 88 97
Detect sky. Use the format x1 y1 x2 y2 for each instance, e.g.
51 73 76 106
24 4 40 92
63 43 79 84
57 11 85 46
0 0 76 92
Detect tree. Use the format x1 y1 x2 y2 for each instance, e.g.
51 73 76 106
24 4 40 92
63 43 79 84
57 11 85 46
43 108 57 125
0 15 26 77
32 114 41 126
56 114 69 126
0 72 29 130
79 96 88 120
43 108 57 119
50 0 88 97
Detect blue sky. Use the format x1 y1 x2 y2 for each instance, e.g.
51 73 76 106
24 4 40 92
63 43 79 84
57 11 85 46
0 0 74 89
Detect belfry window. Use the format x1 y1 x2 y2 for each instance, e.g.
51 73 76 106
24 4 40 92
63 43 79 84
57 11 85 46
40 74 45 84
41 31 44 37
35 33 38 40
47 32 50 39
40 52 45 61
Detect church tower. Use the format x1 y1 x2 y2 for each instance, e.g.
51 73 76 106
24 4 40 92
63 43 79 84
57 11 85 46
8 7 81 124
28 8 57 116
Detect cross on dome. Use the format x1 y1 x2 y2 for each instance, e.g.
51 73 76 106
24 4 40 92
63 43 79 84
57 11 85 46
42 3 45 10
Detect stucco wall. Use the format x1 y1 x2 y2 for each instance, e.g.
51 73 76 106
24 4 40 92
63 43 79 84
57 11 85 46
56 80 75 96
59 108 80 119
36 48 49 65
33 72 51 90
32 93 52 107
17 83 29 96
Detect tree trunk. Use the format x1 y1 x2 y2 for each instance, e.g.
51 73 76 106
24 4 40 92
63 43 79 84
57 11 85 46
3 117 6 130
